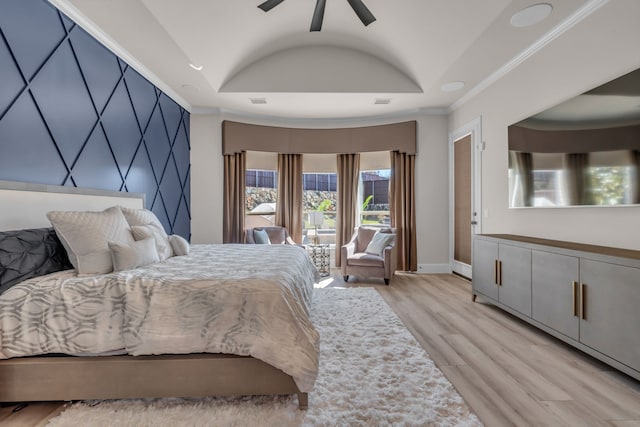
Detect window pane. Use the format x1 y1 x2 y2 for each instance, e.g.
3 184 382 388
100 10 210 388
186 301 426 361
360 169 391 226
245 169 277 229
303 172 337 245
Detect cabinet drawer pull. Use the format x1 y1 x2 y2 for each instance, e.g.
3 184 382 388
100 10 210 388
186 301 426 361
498 261 502 286
572 281 578 317
580 283 586 320
494 260 498 285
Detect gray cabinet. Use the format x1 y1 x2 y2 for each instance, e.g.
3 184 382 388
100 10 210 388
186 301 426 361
472 239 531 316
472 238 499 300
579 259 640 373
531 250 579 340
473 234 640 382
498 244 531 317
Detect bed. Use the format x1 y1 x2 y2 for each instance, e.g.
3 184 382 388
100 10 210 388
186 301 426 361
0 181 319 409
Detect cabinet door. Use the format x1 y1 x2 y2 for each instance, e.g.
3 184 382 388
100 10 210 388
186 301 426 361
472 239 499 300
532 250 579 340
499 244 532 316
580 259 640 372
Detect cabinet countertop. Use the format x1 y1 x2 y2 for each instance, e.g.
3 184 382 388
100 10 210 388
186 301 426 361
477 234 640 262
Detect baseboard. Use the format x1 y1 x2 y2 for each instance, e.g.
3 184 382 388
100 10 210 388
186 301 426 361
416 263 452 274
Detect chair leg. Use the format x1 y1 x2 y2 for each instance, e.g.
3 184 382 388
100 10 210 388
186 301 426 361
343 275 349 282
384 278 390 285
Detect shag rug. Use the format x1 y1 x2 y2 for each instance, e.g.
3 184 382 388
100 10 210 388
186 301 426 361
47 287 482 427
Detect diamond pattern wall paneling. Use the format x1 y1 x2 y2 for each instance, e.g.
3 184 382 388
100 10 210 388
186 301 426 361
0 0 190 239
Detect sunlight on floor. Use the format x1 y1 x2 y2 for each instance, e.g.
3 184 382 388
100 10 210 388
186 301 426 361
314 276 344 288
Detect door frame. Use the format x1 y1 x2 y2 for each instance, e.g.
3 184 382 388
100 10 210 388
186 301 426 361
449 116 483 278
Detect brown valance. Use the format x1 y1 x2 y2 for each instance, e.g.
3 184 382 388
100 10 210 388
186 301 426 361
222 120 416 155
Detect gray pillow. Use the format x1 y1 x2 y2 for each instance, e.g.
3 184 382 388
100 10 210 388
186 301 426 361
47 206 135 274
108 238 160 272
365 231 395 257
169 234 190 256
253 229 271 244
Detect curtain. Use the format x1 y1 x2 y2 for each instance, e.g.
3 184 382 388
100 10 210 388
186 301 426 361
390 151 417 272
335 153 360 267
512 151 534 207
275 153 303 244
223 151 246 243
565 153 590 205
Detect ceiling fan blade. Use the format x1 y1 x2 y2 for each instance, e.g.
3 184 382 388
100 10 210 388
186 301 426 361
346 0 376 26
258 0 285 12
310 0 326 32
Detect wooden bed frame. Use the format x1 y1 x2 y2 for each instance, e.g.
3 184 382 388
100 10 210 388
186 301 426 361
0 181 309 409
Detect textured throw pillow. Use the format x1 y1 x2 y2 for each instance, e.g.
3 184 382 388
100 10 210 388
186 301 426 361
365 231 395 257
47 206 135 274
169 234 190 256
253 229 271 244
0 227 73 295
119 206 166 231
108 238 160 272
130 224 173 260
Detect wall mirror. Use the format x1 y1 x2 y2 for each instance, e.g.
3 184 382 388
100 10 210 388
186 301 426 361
508 68 640 208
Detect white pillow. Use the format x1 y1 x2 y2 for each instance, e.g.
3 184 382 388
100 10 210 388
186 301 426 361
109 238 160 272
169 234 190 256
130 224 173 260
365 231 395 257
47 206 135 274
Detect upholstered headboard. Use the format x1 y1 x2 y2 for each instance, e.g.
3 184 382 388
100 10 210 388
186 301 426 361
0 180 144 232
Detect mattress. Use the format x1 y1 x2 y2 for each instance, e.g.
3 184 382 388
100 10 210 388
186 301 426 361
0 244 320 392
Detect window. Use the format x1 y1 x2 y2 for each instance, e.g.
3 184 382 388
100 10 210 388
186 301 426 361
359 169 391 226
245 168 277 229
302 172 337 245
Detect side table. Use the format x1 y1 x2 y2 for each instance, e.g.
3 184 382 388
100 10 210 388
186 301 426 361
306 244 330 277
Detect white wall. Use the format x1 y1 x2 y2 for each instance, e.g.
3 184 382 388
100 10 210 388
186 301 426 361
450 0 640 251
189 111 451 270
190 113 224 244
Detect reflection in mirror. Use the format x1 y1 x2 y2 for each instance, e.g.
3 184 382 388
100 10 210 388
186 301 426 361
508 68 640 208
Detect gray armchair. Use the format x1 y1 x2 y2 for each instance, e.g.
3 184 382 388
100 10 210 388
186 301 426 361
341 226 397 285
245 226 297 245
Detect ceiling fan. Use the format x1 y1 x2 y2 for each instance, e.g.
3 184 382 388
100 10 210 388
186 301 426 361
258 0 376 32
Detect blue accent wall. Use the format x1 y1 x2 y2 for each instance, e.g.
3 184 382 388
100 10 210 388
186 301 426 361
0 0 191 239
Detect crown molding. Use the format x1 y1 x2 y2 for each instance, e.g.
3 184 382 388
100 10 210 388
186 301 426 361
48 0 192 112
448 0 610 113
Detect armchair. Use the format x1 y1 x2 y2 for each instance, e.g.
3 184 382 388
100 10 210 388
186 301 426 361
341 226 397 285
245 226 297 245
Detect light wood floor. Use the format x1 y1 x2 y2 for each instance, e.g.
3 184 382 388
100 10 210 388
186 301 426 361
3 272 640 426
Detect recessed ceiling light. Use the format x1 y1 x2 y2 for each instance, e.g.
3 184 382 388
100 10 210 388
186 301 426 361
374 98 391 105
188 63 203 71
510 3 553 28
441 81 465 92
250 97 267 105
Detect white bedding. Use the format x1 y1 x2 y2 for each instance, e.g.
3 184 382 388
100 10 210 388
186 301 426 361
0 244 320 392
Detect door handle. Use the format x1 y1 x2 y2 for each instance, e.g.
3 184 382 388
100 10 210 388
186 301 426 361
471 221 478 225
494 260 498 285
580 283 586 320
572 281 578 317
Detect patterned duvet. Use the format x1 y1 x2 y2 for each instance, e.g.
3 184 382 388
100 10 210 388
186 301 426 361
0 244 320 392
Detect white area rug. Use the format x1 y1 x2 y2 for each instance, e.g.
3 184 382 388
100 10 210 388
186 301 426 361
47 287 481 427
